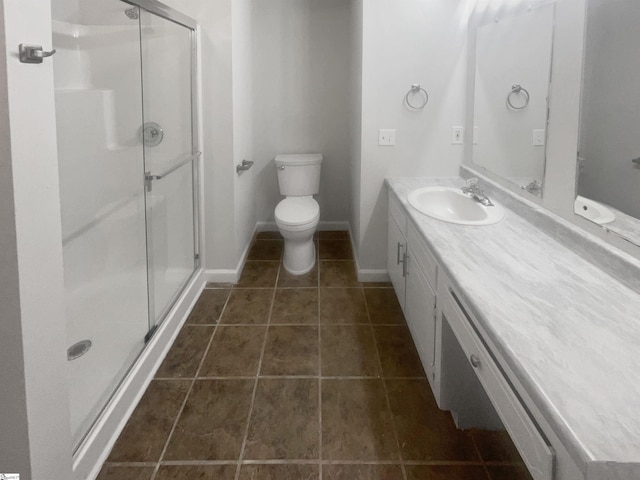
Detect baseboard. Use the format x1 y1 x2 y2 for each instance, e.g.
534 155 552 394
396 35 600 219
318 220 349 231
203 269 239 284
73 269 205 480
256 220 350 232
357 269 390 283
348 224 390 283
203 223 258 284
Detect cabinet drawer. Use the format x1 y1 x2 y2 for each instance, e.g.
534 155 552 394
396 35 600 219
407 222 437 291
443 289 554 480
389 193 407 237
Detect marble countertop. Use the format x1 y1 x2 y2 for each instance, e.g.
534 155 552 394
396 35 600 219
386 177 640 477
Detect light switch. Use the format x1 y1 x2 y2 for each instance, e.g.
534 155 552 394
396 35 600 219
379 129 396 146
451 126 464 145
533 129 545 146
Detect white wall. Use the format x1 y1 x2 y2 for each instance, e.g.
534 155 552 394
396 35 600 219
250 0 352 224
0 0 74 477
354 0 470 274
578 0 640 219
350 0 363 252
232 0 256 259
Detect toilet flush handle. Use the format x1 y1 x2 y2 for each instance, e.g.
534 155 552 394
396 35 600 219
278 165 285 170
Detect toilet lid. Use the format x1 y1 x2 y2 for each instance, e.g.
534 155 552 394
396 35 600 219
275 197 320 226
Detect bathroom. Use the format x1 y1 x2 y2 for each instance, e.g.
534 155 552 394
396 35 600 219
2 0 640 478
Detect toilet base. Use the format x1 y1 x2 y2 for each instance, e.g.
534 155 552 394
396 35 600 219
282 238 316 275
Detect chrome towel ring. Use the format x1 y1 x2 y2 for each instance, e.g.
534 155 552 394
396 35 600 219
507 84 530 110
405 84 429 110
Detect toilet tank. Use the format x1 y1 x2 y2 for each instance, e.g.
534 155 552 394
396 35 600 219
275 153 323 196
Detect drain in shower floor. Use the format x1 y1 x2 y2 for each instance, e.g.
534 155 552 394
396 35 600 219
67 340 92 361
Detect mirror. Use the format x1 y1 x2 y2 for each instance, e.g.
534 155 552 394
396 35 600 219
576 0 640 246
470 1 556 198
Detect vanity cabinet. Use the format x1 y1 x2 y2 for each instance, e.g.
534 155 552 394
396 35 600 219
387 194 438 390
387 187 584 480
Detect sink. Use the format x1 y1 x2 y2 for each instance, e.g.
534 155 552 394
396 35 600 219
407 186 504 225
574 195 615 225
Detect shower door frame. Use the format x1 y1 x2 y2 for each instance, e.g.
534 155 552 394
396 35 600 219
123 0 202 335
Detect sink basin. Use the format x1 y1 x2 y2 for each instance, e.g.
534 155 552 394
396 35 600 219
407 186 504 225
574 195 615 225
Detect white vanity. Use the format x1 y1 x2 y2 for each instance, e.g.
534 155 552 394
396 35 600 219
386 177 640 480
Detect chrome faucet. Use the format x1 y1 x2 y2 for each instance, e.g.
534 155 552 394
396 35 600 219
461 178 494 207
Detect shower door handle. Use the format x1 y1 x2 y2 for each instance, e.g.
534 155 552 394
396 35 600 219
19 44 57 64
144 152 201 191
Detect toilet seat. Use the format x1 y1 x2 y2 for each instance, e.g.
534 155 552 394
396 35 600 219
275 197 319 229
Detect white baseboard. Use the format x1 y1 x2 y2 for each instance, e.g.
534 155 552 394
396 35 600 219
73 269 205 480
357 269 390 283
203 222 258 284
256 220 350 232
348 224 390 283
318 220 349 231
203 269 239 284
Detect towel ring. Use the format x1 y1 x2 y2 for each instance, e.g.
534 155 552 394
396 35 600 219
507 84 530 110
405 84 429 110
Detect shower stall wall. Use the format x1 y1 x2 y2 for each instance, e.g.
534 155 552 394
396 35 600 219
52 0 199 451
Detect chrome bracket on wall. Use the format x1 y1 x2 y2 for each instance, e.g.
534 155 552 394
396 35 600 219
19 44 56 64
236 159 254 173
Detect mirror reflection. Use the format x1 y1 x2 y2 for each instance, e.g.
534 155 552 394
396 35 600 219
576 0 640 246
471 1 555 197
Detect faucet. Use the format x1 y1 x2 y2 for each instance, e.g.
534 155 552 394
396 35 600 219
461 178 494 206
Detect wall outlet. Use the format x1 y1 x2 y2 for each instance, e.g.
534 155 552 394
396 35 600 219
378 129 396 146
533 129 545 146
451 126 464 145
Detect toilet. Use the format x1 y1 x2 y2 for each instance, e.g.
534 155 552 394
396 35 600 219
274 153 322 275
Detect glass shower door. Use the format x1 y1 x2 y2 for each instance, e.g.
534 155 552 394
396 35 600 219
52 0 150 449
139 9 199 331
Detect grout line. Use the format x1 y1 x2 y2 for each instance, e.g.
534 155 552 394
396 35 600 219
155 374 426 381
233 263 280 480
363 287 408 480
181 321 406 327
317 245 323 480
240 459 322 466
159 460 239 466
149 289 234 480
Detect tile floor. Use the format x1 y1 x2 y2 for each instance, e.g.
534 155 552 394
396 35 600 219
98 231 532 480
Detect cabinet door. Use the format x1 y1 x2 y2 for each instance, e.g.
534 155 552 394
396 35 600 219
387 215 406 310
405 255 437 388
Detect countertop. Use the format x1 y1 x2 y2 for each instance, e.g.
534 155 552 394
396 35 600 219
386 177 640 478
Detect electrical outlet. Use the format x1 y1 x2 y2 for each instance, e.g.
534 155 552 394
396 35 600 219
378 129 396 146
451 126 464 145
533 129 545 146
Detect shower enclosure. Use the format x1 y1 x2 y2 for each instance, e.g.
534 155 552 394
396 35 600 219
52 0 199 449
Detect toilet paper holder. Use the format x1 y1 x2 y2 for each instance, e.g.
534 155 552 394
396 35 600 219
236 159 254 173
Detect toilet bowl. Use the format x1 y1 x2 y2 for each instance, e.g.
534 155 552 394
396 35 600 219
274 153 323 275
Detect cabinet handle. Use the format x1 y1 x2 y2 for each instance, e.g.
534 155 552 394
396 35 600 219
397 242 404 265
470 354 481 368
402 253 409 277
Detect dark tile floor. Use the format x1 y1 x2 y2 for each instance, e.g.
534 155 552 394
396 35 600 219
98 231 532 480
